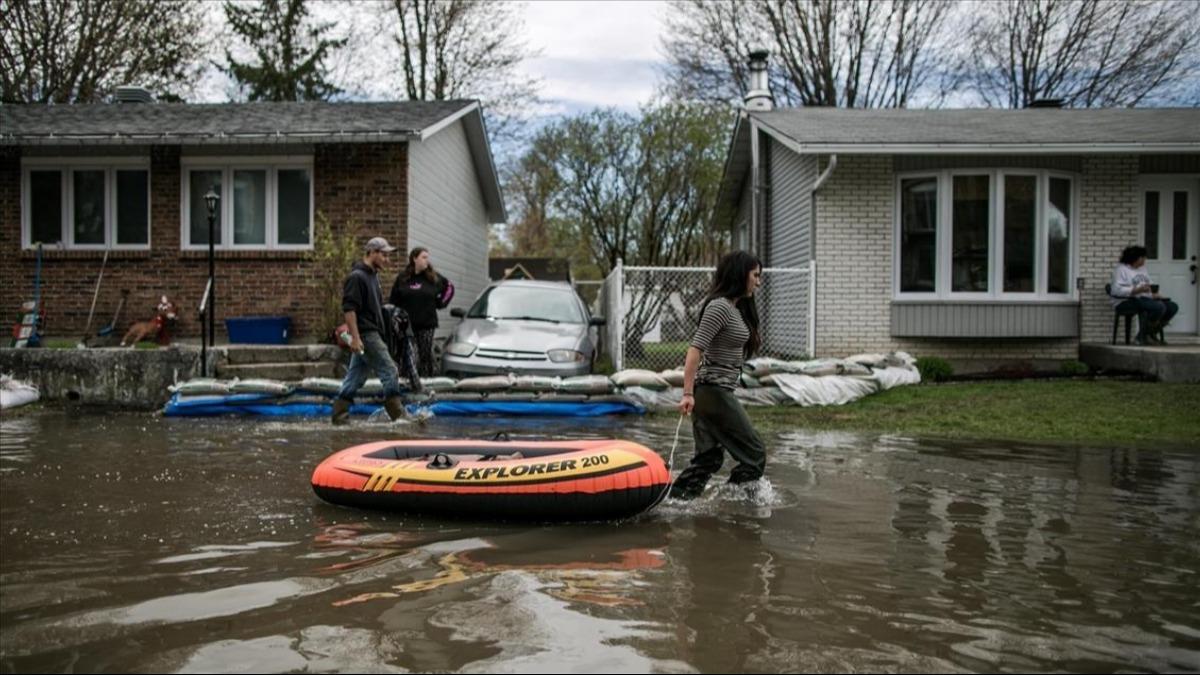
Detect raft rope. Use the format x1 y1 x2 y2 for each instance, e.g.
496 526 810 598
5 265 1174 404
641 413 687 514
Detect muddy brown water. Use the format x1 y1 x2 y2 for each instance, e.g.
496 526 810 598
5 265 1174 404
1 410 1198 673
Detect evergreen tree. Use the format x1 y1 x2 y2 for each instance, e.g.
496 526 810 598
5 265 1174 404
222 0 346 101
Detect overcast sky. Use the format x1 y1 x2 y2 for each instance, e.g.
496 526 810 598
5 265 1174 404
521 1 669 114
198 0 672 115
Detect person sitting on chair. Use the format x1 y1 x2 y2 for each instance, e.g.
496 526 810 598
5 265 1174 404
1111 245 1178 345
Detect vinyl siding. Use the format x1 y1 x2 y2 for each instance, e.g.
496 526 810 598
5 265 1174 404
407 120 490 339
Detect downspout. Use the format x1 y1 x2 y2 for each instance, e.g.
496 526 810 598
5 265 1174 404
808 154 837 357
749 117 761 253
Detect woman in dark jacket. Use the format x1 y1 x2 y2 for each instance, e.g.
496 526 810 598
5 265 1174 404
389 247 454 376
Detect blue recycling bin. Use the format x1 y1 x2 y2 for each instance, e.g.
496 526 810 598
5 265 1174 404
225 316 291 344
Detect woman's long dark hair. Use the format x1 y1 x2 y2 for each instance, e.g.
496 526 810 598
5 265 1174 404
1119 245 1148 266
701 250 762 357
404 247 439 283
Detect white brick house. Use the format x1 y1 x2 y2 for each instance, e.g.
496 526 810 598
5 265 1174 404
716 107 1200 364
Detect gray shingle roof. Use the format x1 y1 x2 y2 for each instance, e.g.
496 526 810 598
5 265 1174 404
752 108 1200 148
1 100 476 144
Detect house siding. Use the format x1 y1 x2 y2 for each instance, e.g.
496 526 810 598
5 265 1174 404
406 120 490 339
0 142 408 340
761 139 815 357
813 153 1080 359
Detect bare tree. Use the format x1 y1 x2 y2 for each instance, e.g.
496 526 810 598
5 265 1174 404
1 0 207 103
962 0 1200 108
388 0 539 141
662 0 956 108
222 0 347 102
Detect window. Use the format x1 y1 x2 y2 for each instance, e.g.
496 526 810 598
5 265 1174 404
899 177 937 293
21 161 150 249
182 159 312 250
894 169 1076 299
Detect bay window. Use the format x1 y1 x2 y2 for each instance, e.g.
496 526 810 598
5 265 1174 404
22 160 151 249
182 159 312 250
895 169 1077 299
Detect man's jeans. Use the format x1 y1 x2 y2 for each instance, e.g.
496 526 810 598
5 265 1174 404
1115 297 1180 339
336 331 403 401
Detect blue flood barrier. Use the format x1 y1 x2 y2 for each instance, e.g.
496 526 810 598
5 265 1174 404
162 393 644 418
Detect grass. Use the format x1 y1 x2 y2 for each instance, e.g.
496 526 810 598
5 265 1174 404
747 380 1200 447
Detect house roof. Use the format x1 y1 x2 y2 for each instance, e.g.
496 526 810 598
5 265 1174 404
0 99 473 144
751 107 1200 151
717 107 1200 223
1 99 507 222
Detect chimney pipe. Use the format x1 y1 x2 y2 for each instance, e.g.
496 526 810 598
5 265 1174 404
744 49 773 112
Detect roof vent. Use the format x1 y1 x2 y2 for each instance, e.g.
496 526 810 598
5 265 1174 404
1026 98 1064 109
115 86 155 104
744 49 774 112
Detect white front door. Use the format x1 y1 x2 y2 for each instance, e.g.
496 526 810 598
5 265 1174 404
1140 177 1199 334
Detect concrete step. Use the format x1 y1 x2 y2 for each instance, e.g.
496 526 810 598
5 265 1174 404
218 344 344 365
217 360 344 380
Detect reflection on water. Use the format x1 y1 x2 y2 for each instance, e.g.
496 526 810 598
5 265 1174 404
1 410 1198 672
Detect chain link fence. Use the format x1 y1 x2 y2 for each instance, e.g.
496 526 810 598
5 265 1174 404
598 263 814 372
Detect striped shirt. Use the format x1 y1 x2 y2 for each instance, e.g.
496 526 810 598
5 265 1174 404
691 297 749 389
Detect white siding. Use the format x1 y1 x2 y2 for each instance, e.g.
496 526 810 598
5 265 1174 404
407 120 491 338
766 140 816 266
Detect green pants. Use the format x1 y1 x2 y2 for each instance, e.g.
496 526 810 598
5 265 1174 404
670 384 766 500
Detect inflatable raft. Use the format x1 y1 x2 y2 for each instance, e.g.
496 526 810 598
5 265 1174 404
312 438 670 520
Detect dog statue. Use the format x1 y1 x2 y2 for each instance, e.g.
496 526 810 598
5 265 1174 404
121 296 179 347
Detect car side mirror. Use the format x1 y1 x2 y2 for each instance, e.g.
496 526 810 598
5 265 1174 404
450 308 465 318
589 316 606 326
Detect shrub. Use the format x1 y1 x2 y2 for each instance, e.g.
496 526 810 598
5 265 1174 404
306 212 360 335
1060 359 1089 376
916 356 954 382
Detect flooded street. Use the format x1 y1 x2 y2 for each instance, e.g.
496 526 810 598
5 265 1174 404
2 409 1198 673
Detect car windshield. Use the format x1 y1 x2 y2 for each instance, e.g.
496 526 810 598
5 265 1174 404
467 285 585 323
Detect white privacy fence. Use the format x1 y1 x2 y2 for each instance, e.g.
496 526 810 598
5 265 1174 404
599 262 815 372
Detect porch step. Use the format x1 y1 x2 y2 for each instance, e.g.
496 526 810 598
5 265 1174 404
218 344 343 365
217 360 344 380
1080 342 1200 383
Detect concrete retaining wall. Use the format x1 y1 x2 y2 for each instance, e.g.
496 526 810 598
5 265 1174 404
0 347 201 409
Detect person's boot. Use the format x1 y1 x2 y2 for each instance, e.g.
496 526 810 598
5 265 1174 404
331 398 351 425
384 396 406 421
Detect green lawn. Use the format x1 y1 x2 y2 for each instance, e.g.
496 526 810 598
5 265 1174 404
747 380 1200 447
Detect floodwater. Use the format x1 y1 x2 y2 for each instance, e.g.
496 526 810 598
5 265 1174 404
1 409 1198 673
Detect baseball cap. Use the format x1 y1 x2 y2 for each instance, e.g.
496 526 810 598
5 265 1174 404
365 236 397 253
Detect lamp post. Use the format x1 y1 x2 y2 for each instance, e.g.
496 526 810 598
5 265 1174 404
204 187 219 376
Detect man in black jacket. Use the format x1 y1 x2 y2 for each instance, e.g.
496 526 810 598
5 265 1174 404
332 237 406 424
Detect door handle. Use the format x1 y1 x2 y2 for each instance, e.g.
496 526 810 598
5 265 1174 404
1192 264 1197 284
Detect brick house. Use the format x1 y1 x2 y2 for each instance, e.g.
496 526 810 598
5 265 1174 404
716 102 1199 365
1 98 505 341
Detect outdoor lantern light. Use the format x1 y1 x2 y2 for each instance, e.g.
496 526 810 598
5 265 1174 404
203 187 219 376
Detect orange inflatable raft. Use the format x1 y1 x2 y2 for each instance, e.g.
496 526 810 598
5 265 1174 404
311 438 671 520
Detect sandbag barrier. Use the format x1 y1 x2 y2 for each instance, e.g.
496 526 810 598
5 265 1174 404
162 352 920 418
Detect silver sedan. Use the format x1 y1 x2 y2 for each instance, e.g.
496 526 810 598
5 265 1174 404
441 280 605 377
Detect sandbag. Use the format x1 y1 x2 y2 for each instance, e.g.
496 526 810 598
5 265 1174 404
770 373 879 406
734 387 793 406
486 392 538 401
558 375 613 394
297 377 343 394
871 366 922 390
611 369 671 391
419 377 457 391
433 391 485 401
739 373 762 389
659 369 685 387
536 393 590 402
455 374 514 392
744 357 803 377
229 379 292 395
171 378 234 395
845 353 889 368
512 375 561 392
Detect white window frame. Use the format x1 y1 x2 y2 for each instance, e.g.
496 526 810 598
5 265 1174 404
894 168 1079 301
181 156 314 251
20 157 152 250
893 173 940 300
